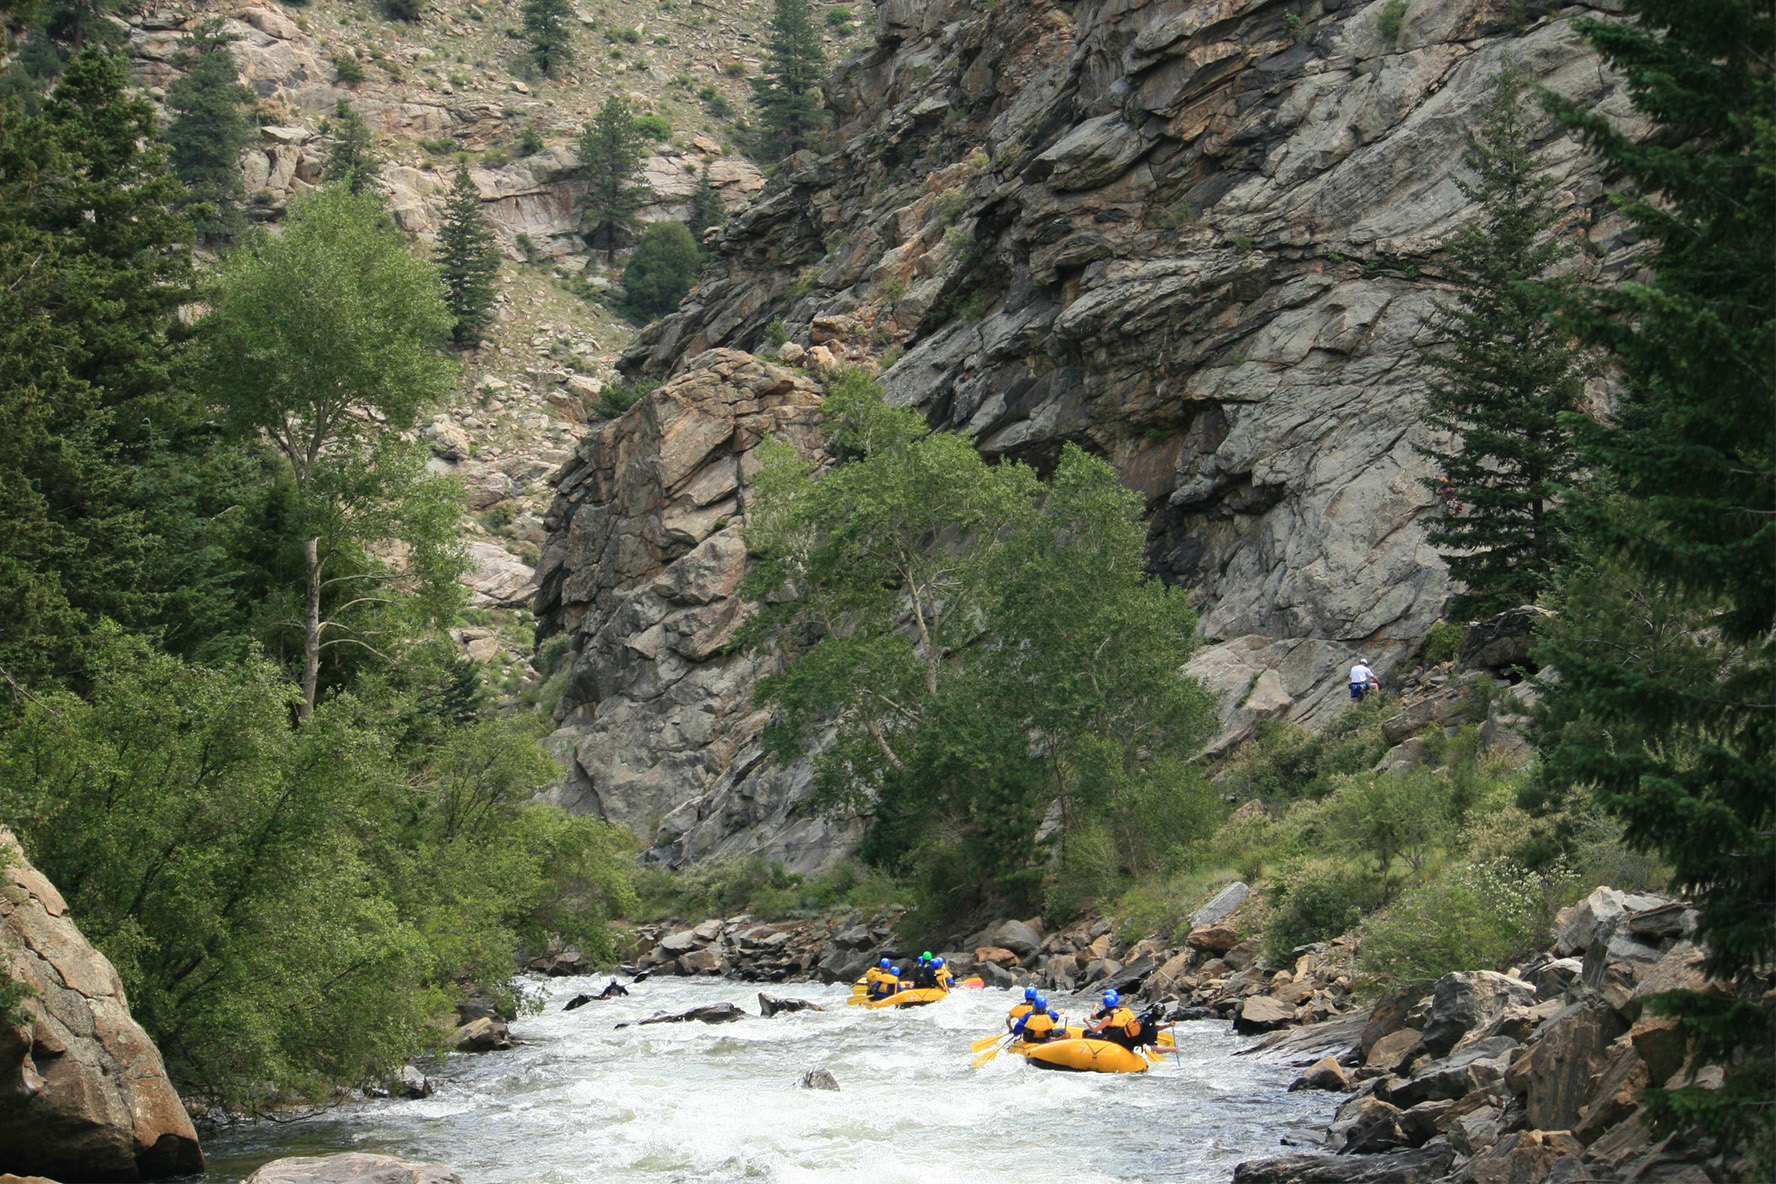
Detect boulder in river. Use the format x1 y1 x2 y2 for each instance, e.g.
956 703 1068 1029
618 1003 747 1028
244 1152 463 1183
1233 995 1294 1035
0 828 204 1182
1233 1144 1456 1183
758 993 823 1017
799 1068 840 1091
451 1016 511 1052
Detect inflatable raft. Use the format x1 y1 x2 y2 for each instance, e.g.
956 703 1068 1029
860 987 949 1009
1011 1035 1151 1073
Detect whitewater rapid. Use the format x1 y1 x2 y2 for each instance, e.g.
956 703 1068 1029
200 977 1333 1183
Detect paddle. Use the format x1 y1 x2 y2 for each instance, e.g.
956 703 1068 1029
970 1032 1010 1052
972 1035 1015 1068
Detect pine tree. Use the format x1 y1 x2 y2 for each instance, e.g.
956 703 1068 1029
437 163 500 346
1537 0 1774 1162
323 98 380 195
522 0 574 78
687 165 724 239
1415 69 1586 619
751 0 827 160
574 95 649 261
622 220 700 318
164 19 255 242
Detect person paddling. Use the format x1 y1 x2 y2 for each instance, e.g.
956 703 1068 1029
1084 990 1143 1050
868 960 901 999
1007 986 1038 1033
931 956 954 992
1012 994 1063 1044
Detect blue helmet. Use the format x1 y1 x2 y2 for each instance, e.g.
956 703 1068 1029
1035 995 1049 1010
1024 986 1038 1001
879 958 891 969
933 957 945 967
891 966 901 976
1102 990 1119 1007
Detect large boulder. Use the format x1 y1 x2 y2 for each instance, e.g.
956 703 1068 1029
244 1153 463 1184
1453 1130 1583 1184
450 1017 511 1052
1379 1036 1517 1109
1326 1096 1410 1154
1234 996 1295 1035
1189 881 1250 928
1233 1146 1456 1184
0 829 204 1182
990 920 1042 958
1518 1001 1627 1131
1186 925 1240 954
1419 971 1536 1058
1550 887 1669 958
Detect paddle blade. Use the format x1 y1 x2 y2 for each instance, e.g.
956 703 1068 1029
972 1040 1008 1069
970 1033 1006 1052
845 994 870 1006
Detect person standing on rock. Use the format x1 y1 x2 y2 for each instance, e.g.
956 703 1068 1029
1349 659 1379 703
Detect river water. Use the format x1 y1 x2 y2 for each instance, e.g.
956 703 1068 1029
199 978 1332 1183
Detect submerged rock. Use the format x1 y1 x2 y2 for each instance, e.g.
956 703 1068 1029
244 1153 463 1184
758 993 824 1017
799 1068 840 1091
618 1002 748 1028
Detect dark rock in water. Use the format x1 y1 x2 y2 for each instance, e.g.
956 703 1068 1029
451 1017 511 1052
799 1068 840 1091
1288 1056 1350 1093
564 994 595 1011
244 1152 464 1183
618 1003 747 1028
1171 1005 1215 1022
1234 995 1294 1034
392 1066 432 1100
758 993 824 1017
454 993 512 1024
1232 1144 1456 1184
977 961 1016 989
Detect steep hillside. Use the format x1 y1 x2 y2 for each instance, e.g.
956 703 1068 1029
536 0 1643 866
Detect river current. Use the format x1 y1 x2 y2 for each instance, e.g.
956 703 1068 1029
199 977 1332 1183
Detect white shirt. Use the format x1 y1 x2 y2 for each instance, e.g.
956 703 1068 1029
1350 663 1376 686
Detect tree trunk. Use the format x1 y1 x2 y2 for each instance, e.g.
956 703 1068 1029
300 536 321 723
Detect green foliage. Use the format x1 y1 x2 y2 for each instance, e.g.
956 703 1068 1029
1358 860 1567 989
1536 0 1774 1154
323 99 381 194
1377 0 1407 43
621 220 701 319
633 113 672 139
522 0 574 77
1416 70 1586 617
742 372 1217 931
519 121 546 156
575 95 651 259
595 378 657 419
437 163 501 345
1261 857 1385 964
0 632 635 1111
751 0 827 160
632 857 900 921
384 0 423 21
334 51 366 84
825 6 853 30
1214 697 1391 805
164 21 255 242
198 185 462 718
688 165 726 238
1419 619 1464 666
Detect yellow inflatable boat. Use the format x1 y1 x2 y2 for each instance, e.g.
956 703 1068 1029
860 987 949 1009
1012 1035 1150 1073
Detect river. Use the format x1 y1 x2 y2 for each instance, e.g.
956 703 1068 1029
198 978 1333 1183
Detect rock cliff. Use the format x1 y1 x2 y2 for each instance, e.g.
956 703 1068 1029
0 831 203 1182
539 0 1641 862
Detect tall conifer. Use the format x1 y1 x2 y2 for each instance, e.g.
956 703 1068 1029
437 163 500 346
574 95 649 261
687 164 724 239
165 19 255 242
1416 70 1584 619
751 0 826 160
323 98 380 195
522 0 574 78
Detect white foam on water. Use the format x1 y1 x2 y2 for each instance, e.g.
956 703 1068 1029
200 978 1335 1183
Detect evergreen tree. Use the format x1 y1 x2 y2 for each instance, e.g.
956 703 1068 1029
521 0 573 78
1537 0 1774 1161
687 164 724 239
622 220 700 318
437 162 500 346
574 95 649 261
751 0 826 160
164 19 255 242
1416 70 1586 618
322 98 380 195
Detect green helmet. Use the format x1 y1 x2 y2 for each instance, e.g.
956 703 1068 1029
921 951 933 961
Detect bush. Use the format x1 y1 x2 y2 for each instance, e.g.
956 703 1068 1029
1261 856 1386 964
825 6 853 29
622 220 702 319
632 856 899 921
419 136 458 155
595 378 657 419
1358 861 1562 988
633 113 672 139
1377 0 1407 42
1420 619 1464 665
519 122 546 155
1216 697 1391 804
335 53 366 84
384 0 424 20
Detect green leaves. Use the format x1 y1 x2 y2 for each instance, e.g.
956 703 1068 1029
438 162 501 346
752 0 827 160
576 95 651 259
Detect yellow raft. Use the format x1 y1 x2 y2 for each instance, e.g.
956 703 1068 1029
1011 1035 1151 1073
859 987 949 1009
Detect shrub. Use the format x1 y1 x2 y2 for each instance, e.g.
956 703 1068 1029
1216 697 1391 804
633 113 672 139
826 6 853 29
1261 856 1385 964
519 123 546 155
1420 618 1464 665
1358 860 1561 988
622 221 702 319
384 0 424 20
1377 0 1407 43
419 136 458 155
765 316 790 346
334 53 366 84
596 378 657 419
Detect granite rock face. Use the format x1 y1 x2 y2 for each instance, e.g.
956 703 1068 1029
616 0 1643 759
0 830 203 1182
535 350 864 870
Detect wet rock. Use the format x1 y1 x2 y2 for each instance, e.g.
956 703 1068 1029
1326 1095 1410 1154
563 994 596 1011
799 1068 840 1091
1234 995 1295 1035
678 947 725 975
391 1066 432 1100
1289 1057 1350 1092
977 961 1016 989
243 1153 463 1184
1233 1144 1455 1184
1189 882 1250 928
451 1017 511 1052
620 1003 747 1027
0 828 204 1181
1419 971 1535 1058
758 993 824 1017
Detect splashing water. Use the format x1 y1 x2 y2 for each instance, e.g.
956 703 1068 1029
200 978 1332 1182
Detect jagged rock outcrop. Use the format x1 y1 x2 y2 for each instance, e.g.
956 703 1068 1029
0 831 203 1182
615 0 1644 757
535 349 864 870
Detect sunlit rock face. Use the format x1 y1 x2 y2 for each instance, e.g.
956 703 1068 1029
541 0 1642 864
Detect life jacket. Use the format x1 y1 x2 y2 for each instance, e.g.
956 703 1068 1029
933 965 954 991
1020 1010 1061 1043
1096 1007 1143 1047
868 971 898 998
911 963 936 989
1007 1002 1034 1030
